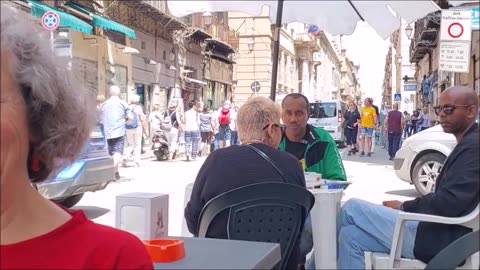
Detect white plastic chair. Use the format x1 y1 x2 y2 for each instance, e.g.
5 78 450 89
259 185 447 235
365 204 479 269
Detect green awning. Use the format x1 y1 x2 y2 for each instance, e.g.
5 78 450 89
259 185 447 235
65 3 136 39
28 0 93 34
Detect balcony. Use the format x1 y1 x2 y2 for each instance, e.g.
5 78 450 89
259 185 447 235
294 33 316 48
187 13 238 51
409 12 440 63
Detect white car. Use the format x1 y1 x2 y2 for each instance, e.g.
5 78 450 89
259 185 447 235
394 125 456 195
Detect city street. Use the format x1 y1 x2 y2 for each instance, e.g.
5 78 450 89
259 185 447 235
74 145 421 237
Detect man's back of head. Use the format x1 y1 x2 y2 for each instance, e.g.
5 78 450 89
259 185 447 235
109 85 121 97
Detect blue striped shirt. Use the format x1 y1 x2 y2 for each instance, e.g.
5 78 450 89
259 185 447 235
100 96 131 139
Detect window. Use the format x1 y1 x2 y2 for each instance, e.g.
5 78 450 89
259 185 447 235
309 102 337 118
163 50 166 60
141 41 146 49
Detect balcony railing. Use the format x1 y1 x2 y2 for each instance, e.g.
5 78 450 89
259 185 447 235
409 12 439 63
187 13 238 50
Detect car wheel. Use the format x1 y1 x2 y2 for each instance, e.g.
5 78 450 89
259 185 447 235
412 153 446 195
54 193 84 208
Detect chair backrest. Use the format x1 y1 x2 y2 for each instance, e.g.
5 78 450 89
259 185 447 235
197 182 315 270
425 230 479 270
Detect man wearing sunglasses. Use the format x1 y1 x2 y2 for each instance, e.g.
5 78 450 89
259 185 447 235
335 86 479 270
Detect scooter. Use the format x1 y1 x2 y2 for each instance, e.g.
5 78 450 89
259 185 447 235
151 130 170 161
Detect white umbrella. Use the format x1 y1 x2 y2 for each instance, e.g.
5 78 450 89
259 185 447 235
167 0 472 100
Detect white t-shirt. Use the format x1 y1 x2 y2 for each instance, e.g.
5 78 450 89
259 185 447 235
184 109 200 131
229 110 237 131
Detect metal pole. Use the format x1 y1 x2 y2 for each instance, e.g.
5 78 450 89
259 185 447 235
269 0 284 101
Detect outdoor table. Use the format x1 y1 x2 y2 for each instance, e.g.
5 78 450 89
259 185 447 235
153 237 281 269
308 188 344 269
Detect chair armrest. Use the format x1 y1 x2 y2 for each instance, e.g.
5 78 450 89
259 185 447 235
396 211 473 225
387 211 470 268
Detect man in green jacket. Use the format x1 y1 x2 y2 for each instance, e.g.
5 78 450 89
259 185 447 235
279 93 347 180
280 93 347 269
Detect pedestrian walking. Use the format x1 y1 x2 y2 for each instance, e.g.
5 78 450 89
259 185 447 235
403 111 412 138
123 94 146 167
418 107 431 132
358 98 378 157
199 105 214 155
161 102 181 161
343 102 361 156
386 103 404 160
183 101 201 161
100 85 133 179
217 100 233 148
149 104 162 133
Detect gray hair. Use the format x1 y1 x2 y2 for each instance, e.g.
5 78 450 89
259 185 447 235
1 5 95 182
237 97 281 143
129 94 140 104
109 85 121 96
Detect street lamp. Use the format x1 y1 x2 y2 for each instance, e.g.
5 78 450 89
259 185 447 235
203 12 212 26
405 24 413 40
247 39 255 52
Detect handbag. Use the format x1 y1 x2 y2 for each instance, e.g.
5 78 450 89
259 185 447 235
243 144 288 183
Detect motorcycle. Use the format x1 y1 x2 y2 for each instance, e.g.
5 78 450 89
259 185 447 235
151 130 170 161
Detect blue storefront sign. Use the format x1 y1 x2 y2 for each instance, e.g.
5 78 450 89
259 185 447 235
404 84 417 91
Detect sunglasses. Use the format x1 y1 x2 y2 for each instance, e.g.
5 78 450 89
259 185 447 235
262 123 287 133
433 104 471 115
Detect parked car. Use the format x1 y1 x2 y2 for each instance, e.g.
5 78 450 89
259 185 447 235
393 124 456 195
33 124 115 208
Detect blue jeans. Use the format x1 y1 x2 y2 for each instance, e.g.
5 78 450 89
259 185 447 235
388 132 402 158
304 198 418 270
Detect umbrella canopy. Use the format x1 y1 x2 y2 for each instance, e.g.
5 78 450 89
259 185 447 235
167 0 476 100
168 1 446 39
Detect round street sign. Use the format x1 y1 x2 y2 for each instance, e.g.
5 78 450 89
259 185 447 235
250 81 261 93
447 22 464 39
41 11 60 31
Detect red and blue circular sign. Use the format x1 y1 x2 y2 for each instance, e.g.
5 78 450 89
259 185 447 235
41 11 60 31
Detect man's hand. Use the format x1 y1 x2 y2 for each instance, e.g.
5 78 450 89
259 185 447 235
382 200 403 210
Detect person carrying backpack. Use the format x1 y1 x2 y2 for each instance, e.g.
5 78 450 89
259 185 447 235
217 100 232 148
162 102 180 161
123 94 146 167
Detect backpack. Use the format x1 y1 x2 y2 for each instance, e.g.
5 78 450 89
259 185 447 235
218 108 231 125
125 105 139 129
161 111 176 131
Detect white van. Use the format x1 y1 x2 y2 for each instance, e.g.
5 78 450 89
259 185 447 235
307 99 347 147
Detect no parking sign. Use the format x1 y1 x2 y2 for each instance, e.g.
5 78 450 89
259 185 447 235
41 11 60 31
439 10 472 73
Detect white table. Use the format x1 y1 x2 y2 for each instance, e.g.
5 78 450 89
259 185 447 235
309 188 344 269
154 237 281 269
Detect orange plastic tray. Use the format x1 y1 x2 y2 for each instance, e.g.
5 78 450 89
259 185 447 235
143 239 185 263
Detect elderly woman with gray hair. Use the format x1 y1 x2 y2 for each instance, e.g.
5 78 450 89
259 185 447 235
185 96 306 269
0 5 152 269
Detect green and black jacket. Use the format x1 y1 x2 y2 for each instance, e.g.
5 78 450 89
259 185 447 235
278 125 347 181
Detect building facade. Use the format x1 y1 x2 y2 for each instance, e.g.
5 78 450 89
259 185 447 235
228 8 352 104
408 1 479 123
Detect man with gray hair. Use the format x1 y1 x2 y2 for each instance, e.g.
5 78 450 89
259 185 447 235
100 85 132 179
123 94 146 167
